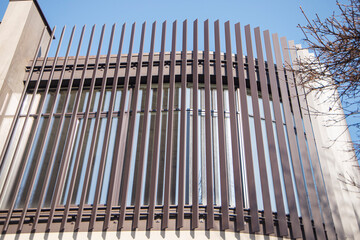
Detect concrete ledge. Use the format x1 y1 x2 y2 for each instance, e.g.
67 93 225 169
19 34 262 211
0 230 288 240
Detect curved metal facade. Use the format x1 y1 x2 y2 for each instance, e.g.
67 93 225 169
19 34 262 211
0 20 341 239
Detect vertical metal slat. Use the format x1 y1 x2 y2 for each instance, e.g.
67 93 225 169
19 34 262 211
280 37 326 239
253 27 288 236
204 19 214 229
263 30 302 238
118 22 146 229
244 24 274 234
177 19 187 229
147 21 166 230
214 20 229 230
224 21 245 232
88 24 117 230
191 19 199 230
132 21 156 229
29 26 76 231
34 26 81 231
162 20 177 230
103 23 128 230
73 25 106 230
15 26 67 232
272 33 314 240
57 25 95 230
234 23 260 232
288 40 337 240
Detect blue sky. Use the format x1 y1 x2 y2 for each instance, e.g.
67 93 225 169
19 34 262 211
1 0 340 49
1 0 358 149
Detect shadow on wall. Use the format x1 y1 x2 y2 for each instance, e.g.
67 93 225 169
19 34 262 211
0 84 22 153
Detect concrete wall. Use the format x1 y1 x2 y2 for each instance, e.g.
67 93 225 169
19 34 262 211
0 0 51 154
297 48 360 240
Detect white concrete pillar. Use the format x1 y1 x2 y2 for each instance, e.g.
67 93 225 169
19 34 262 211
0 0 51 153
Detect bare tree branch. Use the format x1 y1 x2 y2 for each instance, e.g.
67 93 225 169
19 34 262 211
297 0 360 189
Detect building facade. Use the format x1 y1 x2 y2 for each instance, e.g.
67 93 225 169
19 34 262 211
0 0 359 239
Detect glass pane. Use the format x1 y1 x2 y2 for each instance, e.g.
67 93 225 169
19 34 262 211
128 112 143 206
185 109 192 205
137 89 145 111
20 94 32 115
235 89 248 209
249 116 264 210
224 112 235 207
15 117 49 208
100 117 119 204
73 117 96 204
65 90 77 113
272 121 289 214
0 117 27 209
90 89 101 112
86 117 107 204
162 87 169 110
223 89 230 112
261 119 277 212
113 88 123 111
54 91 67 113
211 107 220 206
156 112 168 205
284 124 301 216
186 87 191 110
174 84 180 109
61 118 84 205
199 89 207 206
143 112 156 205
102 89 112 112
29 92 44 115
150 87 157 110
247 95 253 116
78 90 89 113
170 110 180 205
42 91 56 113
